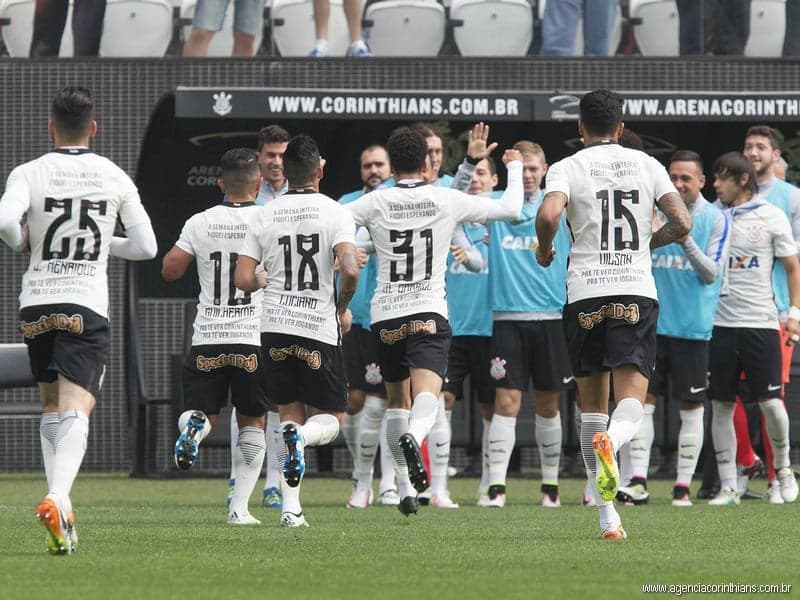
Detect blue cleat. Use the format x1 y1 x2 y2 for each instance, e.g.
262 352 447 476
262 486 282 509
282 423 305 487
174 411 207 471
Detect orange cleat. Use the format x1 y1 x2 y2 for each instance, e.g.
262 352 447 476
592 432 620 502
37 496 71 555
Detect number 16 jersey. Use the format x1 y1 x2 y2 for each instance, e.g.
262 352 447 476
544 142 677 303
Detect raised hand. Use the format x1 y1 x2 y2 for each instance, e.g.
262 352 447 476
467 122 499 161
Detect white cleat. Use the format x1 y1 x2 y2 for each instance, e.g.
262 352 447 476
378 489 401 506
280 511 310 528
767 480 785 505
227 512 261 525
477 493 492 507
347 488 373 509
430 493 460 508
777 467 798 503
485 494 506 508
708 487 740 506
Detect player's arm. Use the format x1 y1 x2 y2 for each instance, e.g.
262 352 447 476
650 192 691 249
110 222 157 261
234 255 267 293
0 168 31 252
477 150 523 222
680 211 730 284
161 245 194 282
334 240 359 335
451 122 499 193
450 225 483 272
779 254 800 343
535 192 568 267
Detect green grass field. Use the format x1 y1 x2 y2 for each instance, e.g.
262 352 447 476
0 474 796 599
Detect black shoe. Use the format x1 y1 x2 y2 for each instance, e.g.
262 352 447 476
541 484 559 504
398 433 428 493
173 410 207 471
282 423 305 488
398 496 418 517
488 484 506 500
697 481 721 500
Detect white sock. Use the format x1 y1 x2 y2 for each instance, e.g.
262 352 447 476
408 391 439 445
264 411 282 490
580 412 615 523
229 408 238 483
342 410 362 478
428 395 451 495
40 412 59 488
617 440 632 485
760 398 791 469
628 403 655 481
676 406 704 488
355 395 385 491
384 408 414 498
230 426 266 516
177 410 212 442
301 414 340 446
379 410 397 492
607 397 644 450
49 410 89 502
535 413 562 486
487 414 516 487
479 417 491 494
711 400 738 490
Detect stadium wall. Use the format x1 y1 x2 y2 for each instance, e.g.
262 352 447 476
2 57 800 474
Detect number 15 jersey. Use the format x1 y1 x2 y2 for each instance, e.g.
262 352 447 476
544 142 677 303
240 190 356 346
1 149 151 319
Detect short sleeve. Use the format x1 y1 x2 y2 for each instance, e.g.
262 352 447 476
239 213 265 261
773 209 797 258
116 171 151 229
647 156 679 203
174 215 198 256
543 160 570 198
0 165 33 215
345 193 372 226
331 204 357 247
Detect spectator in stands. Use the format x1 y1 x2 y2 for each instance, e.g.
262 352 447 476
540 0 617 56
309 0 370 57
182 0 264 57
783 0 800 56
29 0 106 56
677 0 751 55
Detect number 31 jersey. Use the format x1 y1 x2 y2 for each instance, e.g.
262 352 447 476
240 190 356 346
175 202 264 347
2 149 151 318
544 142 677 303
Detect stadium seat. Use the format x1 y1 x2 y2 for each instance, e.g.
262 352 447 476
449 0 533 57
180 0 264 57
270 0 348 57
0 0 74 57
100 0 173 56
0 343 38 417
630 0 679 56
363 0 445 57
744 0 786 57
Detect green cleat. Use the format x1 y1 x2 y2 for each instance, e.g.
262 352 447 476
592 432 620 502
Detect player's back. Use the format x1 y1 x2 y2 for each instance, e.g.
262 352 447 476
256 190 354 346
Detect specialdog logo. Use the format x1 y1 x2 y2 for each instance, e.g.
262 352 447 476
269 345 322 370
196 353 258 373
379 319 437 345
578 303 640 330
20 313 84 338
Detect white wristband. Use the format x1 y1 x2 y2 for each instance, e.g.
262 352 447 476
789 306 800 322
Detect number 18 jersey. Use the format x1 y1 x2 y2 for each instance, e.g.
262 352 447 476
240 190 356 346
544 142 677 303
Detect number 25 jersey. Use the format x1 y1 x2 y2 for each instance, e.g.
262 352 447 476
544 142 677 303
2 149 151 318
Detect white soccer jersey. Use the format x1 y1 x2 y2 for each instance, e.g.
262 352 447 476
175 202 263 346
240 190 356 346
544 142 677 303
714 198 796 329
1 149 150 318
346 181 497 323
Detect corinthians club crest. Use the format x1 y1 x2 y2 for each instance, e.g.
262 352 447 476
212 91 232 116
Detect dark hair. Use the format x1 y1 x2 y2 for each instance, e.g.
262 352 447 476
409 122 443 141
51 86 94 140
713 151 758 196
580 89 624 137
480 156 498 176
283 134 320 185
387 128 428 174
745 125 780 151
257 124 290 151
669 149 704 172
618 128 642 150
220 148 260 194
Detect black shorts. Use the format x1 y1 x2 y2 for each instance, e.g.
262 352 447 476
261 332 347 413
342 324 384 394
648 336 709 402
563 295 658 379
183 344 268 418
489 320 572 392
20 303 109 397
442 335 493 403
372 313 451 383
708 326 783 403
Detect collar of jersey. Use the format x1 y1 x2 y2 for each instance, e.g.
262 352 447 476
729 197 765 217
53 147 92 155
221 200 256 208
582 139 618 149
396 180 428 189
285 188 317 195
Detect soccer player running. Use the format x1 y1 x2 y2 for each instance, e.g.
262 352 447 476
235 134 359 528
0 86 157 554
616 150 730 507
345 128 523 515
536 89 691 539
162 148 269 525
706 151 800 506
